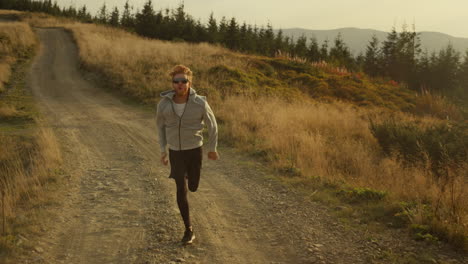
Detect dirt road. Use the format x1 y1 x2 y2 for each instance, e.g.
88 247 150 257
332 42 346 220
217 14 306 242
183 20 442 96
20 28 465 264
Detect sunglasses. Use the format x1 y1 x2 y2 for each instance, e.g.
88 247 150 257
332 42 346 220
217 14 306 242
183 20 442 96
172 78 189 84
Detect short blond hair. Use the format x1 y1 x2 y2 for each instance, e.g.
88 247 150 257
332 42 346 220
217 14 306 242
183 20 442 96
169 65 193 81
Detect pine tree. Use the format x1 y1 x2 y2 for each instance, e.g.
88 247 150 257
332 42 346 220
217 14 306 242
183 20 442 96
355 52 365 70
171 3 187 40
0 0 11 8
245 24 257 53
459 50 468 84
396 23 421 87
51 1 60 16
329 33 353 68
77 5 92 22
135 0 157 38
207 13 218 43
97 3 108 24
153 10 164 38
364 34 381 77
381 27 398 78
407 25 422 87
226 17 240 50
182 16 197 42
173 3 186 24
195 19 208 42
306 37 320 62
44 1 52 12
293 35 308 58
262 23 275 56
256 26 266 54
456 49 468 99
65 6 77 18
239 22 248 51
218 16 228 45
416 49 432 90
320 39 329 61
44 0 53 13
121 1 135 28
109 7 120 27
432 43 460 94
273 29 285 56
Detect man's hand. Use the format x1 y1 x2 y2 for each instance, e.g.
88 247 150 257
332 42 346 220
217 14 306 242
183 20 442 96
161 152 168 165
208 152 219 160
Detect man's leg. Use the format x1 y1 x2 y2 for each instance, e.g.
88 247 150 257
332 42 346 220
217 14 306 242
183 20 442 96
170 149 195 244
175 176 191 230
187 147 202 192
169 150 191 230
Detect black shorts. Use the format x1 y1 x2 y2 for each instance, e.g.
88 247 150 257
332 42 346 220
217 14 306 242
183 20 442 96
169 147 203 190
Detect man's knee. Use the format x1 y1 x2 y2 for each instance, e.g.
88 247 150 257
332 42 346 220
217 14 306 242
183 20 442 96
188 182 198 192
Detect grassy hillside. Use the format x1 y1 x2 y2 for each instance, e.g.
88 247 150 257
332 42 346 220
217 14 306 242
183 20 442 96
20 13 420 109
0 12 61 258
20 12 468 250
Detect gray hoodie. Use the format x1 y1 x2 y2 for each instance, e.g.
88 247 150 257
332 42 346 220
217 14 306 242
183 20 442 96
156 88 218 154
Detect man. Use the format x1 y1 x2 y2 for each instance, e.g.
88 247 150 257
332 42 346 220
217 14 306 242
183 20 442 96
156 65 219 245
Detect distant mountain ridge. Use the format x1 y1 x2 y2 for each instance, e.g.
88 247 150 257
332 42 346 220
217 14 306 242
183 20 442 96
278 27 468 56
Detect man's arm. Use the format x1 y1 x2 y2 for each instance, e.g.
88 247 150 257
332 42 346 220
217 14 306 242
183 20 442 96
156 101 168 165
203 101 218 159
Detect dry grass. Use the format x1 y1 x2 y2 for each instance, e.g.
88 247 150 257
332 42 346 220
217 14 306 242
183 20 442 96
0 16 61 257
218 96 467 247
58 22 248 103
0 21 36 92
20 12 71 28
21 13 467 249
0 128 61 223
0 10 22 15
0 57 14 93
414 89 463 120
0 102 19 118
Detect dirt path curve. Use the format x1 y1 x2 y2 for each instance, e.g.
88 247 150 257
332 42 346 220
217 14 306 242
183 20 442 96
22 28 465 264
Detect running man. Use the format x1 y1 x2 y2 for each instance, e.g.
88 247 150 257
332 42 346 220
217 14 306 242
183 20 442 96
156 65 219 244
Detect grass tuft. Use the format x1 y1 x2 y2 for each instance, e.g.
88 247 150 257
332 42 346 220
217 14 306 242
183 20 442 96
338 187 387 203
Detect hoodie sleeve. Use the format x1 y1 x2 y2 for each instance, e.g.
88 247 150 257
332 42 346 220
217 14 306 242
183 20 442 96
156 101 167 154
203 101 218 152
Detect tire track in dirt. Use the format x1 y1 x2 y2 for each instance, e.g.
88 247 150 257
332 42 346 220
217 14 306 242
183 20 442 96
23 28 466 264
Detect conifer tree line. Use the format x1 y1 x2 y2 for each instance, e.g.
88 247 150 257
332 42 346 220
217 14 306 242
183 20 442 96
1 0 467 99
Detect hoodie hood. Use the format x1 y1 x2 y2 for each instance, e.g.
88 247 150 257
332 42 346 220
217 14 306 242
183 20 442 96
160 87 197 99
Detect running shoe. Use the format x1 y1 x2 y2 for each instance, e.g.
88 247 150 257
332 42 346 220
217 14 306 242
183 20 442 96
181 229 195 244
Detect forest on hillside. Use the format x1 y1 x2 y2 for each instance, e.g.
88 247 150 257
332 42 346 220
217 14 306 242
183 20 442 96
1 0 468 103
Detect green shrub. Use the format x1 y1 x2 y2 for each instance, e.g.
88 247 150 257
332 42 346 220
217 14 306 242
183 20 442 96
269 58 309 72
369 119 423 162
207 65 252 95
208 65 244 80
411 224 438 242
338 187 387 203
248 59 276 77
291 73 321 86
369 119 467 177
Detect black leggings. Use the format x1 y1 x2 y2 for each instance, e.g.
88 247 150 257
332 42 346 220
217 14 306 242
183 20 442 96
169 147 202 229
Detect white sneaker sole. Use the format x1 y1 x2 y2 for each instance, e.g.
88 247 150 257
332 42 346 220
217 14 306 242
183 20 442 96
183 235 195 245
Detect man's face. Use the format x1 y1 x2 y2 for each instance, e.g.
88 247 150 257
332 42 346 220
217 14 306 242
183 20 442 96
172 73 190 97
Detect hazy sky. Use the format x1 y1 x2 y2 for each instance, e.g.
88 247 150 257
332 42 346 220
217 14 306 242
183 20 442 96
56 0 468 38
